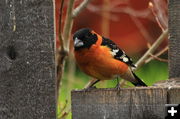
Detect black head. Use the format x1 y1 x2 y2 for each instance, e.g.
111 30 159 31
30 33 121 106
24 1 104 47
73 28 98 50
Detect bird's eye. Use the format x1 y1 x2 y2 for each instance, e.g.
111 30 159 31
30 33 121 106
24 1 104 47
85 34 90 38
88 33 93 37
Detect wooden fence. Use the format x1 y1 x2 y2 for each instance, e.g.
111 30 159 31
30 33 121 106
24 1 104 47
71 0 180 119
0 0 56 119
0 0 179 119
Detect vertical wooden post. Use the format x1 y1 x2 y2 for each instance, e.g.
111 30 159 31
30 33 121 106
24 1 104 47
71 0 180 119
0 0 56 119
167 0 180 106
168 0 180 79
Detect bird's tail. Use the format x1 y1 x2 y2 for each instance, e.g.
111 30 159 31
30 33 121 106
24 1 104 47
132 73 147 86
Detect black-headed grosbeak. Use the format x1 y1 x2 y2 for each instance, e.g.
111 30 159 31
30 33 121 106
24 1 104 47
73 28 147 89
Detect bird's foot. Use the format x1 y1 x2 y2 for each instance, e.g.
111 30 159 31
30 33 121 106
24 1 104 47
114 83 121 91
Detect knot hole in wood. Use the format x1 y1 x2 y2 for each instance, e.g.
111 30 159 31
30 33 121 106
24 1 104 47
7 45 17 60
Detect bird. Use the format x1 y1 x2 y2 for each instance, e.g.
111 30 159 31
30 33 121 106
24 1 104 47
73 28 147 89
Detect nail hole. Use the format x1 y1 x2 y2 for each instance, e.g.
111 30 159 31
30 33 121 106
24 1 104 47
7 46 17 60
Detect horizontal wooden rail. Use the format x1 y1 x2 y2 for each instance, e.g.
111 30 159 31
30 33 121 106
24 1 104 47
72 87 180 119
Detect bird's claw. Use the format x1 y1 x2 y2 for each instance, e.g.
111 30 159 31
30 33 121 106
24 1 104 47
115 83 121 91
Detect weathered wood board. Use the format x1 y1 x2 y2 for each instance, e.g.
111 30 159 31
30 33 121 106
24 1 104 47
168 0 180 78
0 0 56 119
72 87 178 119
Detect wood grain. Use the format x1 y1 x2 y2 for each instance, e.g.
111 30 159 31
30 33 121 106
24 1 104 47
167 87 180 104
168 0 180 78
72 88 167 119
0 0 56 119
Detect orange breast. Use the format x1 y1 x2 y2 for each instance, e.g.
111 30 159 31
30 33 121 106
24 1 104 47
74 45 128 80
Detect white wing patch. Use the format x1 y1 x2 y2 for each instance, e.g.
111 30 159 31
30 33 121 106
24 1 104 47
101 37 135 67
112 49 130 63
123 57 129 62
113 49 119 52
119 54 126 59
110 49 119 56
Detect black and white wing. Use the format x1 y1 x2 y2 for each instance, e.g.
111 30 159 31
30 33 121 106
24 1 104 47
101 37 136 68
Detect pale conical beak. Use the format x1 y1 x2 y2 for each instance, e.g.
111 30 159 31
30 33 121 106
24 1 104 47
74 37 84 47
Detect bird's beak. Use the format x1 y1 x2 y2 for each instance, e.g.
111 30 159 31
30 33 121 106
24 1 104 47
74 37 84 47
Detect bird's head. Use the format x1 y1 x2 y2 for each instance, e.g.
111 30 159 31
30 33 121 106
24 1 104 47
73 28 98 50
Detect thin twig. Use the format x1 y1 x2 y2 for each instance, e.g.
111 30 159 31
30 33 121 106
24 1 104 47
148 53 168 62
59 0 65 51
66 53 76 93
87 4 154 21
149 2 165 32
145 46 168 63
151 0 168 29
63 0 75 51
134 29 168 71
60 100 68 114
59 112 69 119
147 42 151 48
57 0 69 95
57 0 75 98
72 0 92 18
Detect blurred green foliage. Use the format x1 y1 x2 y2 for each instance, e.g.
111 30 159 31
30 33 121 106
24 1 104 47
58 60 168 119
